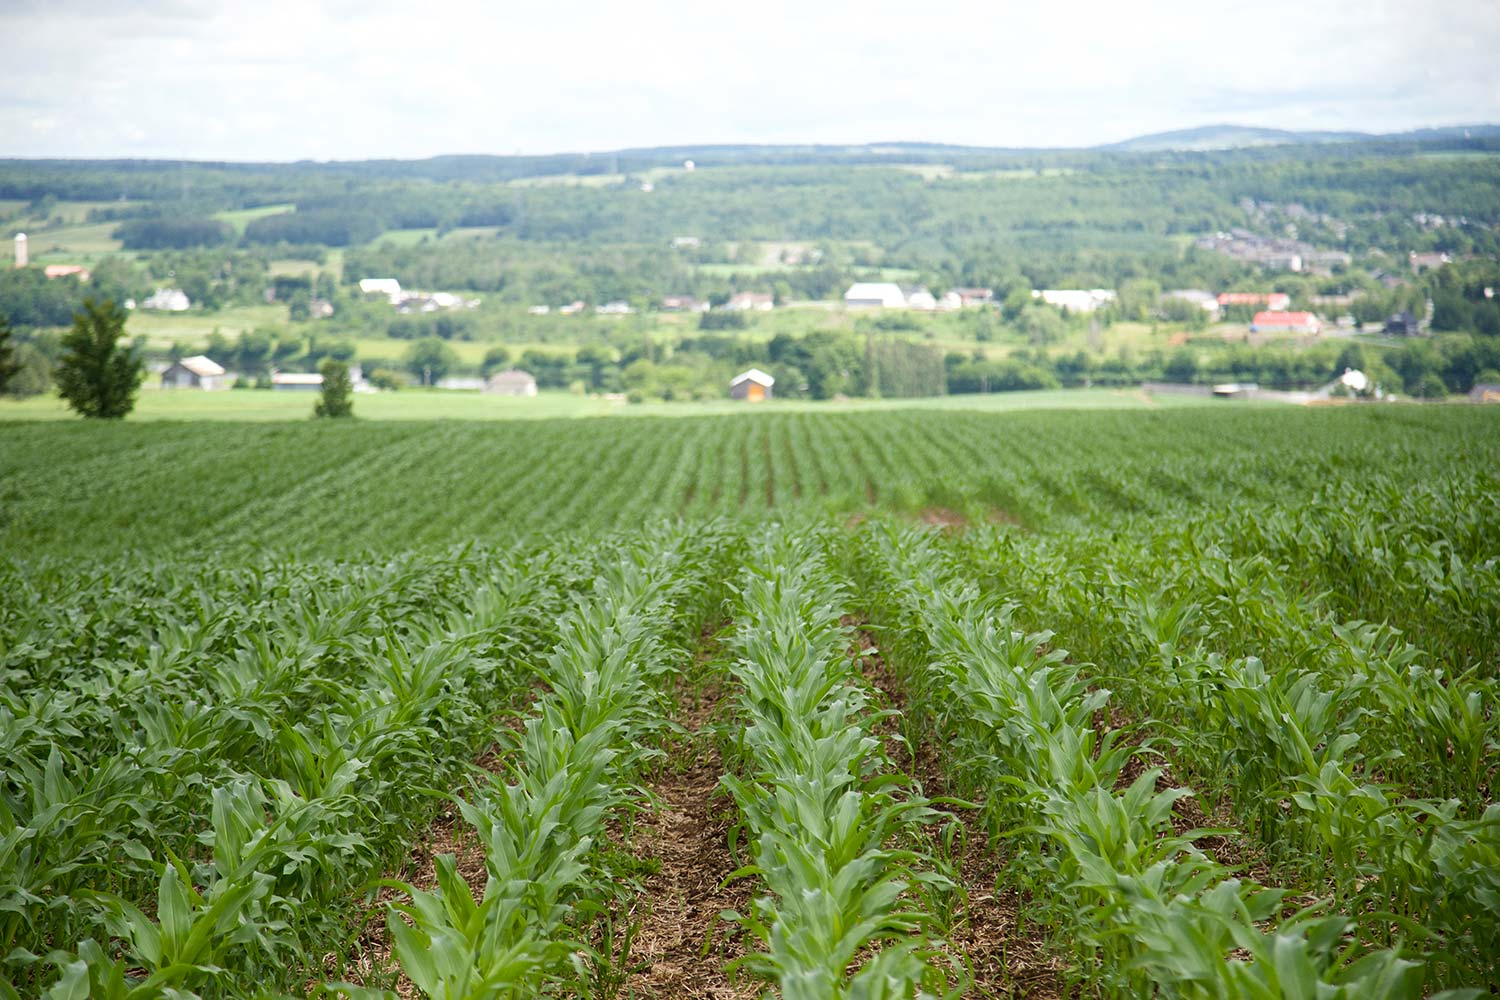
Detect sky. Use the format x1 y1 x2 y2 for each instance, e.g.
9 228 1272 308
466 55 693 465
2 0 1497 161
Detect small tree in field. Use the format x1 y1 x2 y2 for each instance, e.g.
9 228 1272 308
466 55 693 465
314 359 354 417
55 298 144 419
0 317 21 393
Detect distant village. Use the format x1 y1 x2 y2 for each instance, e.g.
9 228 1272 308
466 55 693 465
9 228 1486 404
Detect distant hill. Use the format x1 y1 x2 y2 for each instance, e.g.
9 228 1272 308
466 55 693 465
1101 123 1500 152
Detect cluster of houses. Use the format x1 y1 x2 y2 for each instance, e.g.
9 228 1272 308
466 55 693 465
844 283 993 310
158 355 338 391
1195 230 1353 275
156 352 546 399
359 277 479 313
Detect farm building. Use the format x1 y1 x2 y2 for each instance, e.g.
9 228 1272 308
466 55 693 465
903 287 937 311
142 288 190 311
485 370 538 396
1218 291 1291 311
44 264 91 281
730 368 774 402
661 295 708 312
1471 383 1500 403
271 373 323 391
726 292 774 312
1251 311 1321 334
951 287 994 306
359 278 403 304
1166 289 1221 317
161 356 227 390
1034 289 1117 313
1385 312 1421 336
844 282 906 308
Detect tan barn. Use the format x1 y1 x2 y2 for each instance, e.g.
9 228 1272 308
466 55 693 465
161 355 227 390
485 369 538 396
730 368 774 402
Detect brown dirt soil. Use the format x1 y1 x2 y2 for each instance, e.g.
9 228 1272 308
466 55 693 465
1096 705 1276 890
917 507 969 530
846 618 1071 999
986 507 1025 529
338 755 498 996
621 677 762 999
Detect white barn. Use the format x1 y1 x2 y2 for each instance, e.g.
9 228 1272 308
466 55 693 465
844 282 906 308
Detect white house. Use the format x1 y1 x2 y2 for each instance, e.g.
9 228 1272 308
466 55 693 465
160 355 227 390
142 288 191 311
1033 289 1117 313
844 282 906 308
358 278 403 304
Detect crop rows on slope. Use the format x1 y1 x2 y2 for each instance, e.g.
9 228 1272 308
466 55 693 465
338 525 725 999
856 525 1486 999
4 407 1499 559
1 541 601 998
718 532 954 997
931 474 1500 988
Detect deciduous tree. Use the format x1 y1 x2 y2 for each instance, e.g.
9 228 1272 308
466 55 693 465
0 317 21 393
314 359 354 417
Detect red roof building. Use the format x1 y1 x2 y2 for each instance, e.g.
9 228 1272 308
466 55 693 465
1219 292 1291 310
1251 310 1321 333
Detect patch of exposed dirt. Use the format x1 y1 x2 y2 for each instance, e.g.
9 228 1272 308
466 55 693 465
846 618 1070 999
1095 705 1275 889
986 506 1025 529
339 748 501 996
623 675 761 999
917 506 969 530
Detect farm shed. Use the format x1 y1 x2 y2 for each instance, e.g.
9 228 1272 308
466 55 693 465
271 373 323 391
486 370 538 396
730 368 774 402
726 292 774 311
844 282 906 308
161 355 227 390
1470 383 1500 403
1251 311 1322 334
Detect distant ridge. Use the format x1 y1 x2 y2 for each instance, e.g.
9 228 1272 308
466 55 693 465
1099 122 1500 152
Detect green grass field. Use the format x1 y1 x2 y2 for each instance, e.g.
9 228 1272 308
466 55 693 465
0 385 1226 423
213 203 295 234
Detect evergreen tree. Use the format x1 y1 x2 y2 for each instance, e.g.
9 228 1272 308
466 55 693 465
54 298 144 419
314 359 354 418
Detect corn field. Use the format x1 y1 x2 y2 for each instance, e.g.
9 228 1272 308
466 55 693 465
1 406 1497 998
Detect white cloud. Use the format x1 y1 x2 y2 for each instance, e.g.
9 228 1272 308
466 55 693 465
0 0 1496 158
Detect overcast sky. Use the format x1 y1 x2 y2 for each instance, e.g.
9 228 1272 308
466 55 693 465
2 0 1497 161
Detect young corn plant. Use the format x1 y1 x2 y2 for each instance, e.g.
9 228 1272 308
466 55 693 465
720 532 956 999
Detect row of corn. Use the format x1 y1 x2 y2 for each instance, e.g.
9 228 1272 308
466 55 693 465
718 531 958 998
948 477 1499 989
858 525 1484 999
334 525 723 999
3 544 595 998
